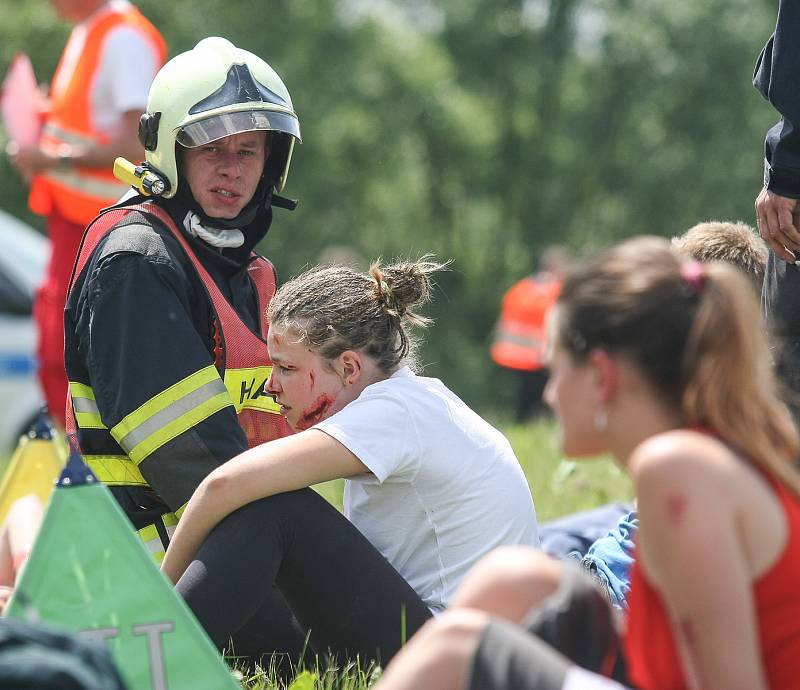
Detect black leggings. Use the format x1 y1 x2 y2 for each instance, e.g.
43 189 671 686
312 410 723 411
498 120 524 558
175 488 432 667
469 565 631 690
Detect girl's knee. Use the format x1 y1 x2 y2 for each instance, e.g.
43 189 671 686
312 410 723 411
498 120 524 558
379 611 489 690
452 546 563 618
406 611 488 672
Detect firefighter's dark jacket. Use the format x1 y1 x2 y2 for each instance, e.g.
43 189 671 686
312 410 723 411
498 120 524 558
64 197 270 539
755 0 800 425
754 0 800 198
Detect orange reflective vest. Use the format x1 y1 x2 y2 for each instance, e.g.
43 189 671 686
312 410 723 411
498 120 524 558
29 3 166 227
66 201 294 453
490 275 562 371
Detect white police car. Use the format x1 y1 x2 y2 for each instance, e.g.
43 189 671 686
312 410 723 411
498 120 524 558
0 208 47 450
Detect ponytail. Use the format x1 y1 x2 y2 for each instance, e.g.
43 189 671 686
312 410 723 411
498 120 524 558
681 262 800 496
557 236 800 498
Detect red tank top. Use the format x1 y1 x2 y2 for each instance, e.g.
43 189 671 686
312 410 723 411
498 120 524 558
623 475 800 690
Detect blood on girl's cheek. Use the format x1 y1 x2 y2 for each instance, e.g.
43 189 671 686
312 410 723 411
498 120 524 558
295 393 335 430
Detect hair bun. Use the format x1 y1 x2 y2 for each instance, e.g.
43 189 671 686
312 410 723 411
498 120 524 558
375 277 404 317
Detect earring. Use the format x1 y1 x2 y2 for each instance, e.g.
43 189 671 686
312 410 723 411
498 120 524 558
594 408 608 432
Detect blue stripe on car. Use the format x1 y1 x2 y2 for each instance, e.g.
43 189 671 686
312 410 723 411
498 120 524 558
0 354 37 376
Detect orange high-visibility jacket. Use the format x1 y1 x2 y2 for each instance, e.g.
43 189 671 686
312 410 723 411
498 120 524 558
29 3 166 227
490 275 562 371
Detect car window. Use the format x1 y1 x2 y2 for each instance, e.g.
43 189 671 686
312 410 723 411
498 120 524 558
0 268 32 316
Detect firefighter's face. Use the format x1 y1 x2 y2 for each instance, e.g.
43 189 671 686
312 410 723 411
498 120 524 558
182 131 268 219
265 328 358 431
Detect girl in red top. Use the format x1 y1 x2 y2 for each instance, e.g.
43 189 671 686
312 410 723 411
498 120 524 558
374 236 800 690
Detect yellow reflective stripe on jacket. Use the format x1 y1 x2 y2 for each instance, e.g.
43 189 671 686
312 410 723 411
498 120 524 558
69 382 108 430
162 512 178 543
85 455 148 486
136 513 179 564
111 365 233 465
137 524 166 564
223 365 282 414
174 502 188 520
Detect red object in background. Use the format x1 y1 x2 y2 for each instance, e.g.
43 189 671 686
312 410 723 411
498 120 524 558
34 212 84 429
1 54 43 148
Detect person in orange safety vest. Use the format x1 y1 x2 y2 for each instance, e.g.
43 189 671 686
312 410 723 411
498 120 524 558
491 246 571 422
7 0 165 429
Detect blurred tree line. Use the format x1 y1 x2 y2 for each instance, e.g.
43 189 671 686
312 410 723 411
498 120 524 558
0 0 781 414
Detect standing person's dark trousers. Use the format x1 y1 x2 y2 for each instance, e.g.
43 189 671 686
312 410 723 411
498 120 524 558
763 257 800 426
516 369 551 423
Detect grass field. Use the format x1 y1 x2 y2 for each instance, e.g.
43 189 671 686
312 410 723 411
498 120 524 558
242 417 634 689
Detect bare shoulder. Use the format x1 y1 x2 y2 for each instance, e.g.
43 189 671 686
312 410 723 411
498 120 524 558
632 430 788 585
628 429 736 495
631 431 740 588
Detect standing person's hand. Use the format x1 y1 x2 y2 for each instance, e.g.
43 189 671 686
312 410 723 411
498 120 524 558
756 187 800 262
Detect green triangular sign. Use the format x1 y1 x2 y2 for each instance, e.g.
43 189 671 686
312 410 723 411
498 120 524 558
6 451 240 690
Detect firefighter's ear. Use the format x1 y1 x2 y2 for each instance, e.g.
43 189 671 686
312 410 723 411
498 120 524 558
138 112 161 151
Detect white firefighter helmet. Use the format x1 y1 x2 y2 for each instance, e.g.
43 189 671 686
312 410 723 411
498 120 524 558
138 37 301 197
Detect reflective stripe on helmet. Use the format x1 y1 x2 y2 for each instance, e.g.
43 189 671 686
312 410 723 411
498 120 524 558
111 365 233 465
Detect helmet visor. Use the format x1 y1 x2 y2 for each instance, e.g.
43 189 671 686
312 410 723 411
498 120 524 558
176 110 301 148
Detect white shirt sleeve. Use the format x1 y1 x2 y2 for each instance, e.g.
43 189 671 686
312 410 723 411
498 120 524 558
90 25 159 134
316 391 421 483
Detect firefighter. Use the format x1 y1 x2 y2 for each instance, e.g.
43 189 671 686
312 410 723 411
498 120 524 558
64 37 301 562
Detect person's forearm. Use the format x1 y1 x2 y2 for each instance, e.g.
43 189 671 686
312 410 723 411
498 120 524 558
161 431 368 583
161 441 300 583
161 440 300 583
161 472 230 584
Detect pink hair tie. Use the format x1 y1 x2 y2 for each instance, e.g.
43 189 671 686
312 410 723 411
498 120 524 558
680 261 706 294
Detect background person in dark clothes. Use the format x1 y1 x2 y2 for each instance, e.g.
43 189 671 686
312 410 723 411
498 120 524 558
754 0 800 427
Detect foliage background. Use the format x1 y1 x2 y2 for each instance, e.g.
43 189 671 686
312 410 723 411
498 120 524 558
0 0 780 414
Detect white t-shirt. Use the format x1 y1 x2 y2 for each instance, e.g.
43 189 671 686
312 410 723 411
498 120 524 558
316 367 539 612
91 23 158 136
52 1 158 137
